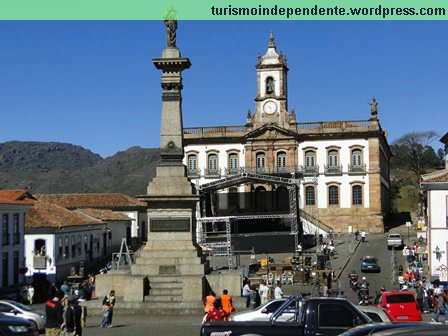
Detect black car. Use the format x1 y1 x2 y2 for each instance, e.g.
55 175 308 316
0 312 36 336
361 256 381 273
339 322 439 336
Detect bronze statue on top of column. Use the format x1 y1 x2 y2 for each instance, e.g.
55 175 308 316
164 20 177 48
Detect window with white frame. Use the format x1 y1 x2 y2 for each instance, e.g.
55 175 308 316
277 151 286 171
328 150 338 167
256 153 266 172
208 153 218 174
228 153 238 174
305 151 316 168
187 154 197 174
352 149 362 167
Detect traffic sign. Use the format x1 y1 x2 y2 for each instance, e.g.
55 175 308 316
405 221 412 227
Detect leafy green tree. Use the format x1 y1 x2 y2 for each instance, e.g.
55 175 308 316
392 131 439 180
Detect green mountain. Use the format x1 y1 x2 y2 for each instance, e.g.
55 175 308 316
0 141 160 196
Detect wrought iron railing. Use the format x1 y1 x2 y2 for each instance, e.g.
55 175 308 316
187 168 201 178
204 168 221 178
324 165 343 175
348 164 367 174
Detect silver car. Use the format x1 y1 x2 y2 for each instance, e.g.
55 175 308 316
357 306 391 322
229 298 296 321
0 300 45 334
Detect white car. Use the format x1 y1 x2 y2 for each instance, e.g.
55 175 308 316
387 233 404 249
358 306 391 322
0 300 46 334
229 298 295 322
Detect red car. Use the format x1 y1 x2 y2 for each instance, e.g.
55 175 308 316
375 291 422 322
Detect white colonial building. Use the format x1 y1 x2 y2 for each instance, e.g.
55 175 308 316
421 132 448 279
182 34 391 252
0 190 32 293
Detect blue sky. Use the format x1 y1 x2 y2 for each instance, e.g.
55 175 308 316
0 21 446 158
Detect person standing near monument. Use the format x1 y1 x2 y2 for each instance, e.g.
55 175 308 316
101 290 116 328
45 291 64 336
64 295 83 336
274 281 283 299
258 280 269 304
27 284 34 305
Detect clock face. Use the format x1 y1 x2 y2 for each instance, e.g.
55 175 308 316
263 101 278 114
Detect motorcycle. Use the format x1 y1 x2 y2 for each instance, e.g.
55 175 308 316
349 274 360 291
359 294 372 306
357 286 370 305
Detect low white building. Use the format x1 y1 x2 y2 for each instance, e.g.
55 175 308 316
421 132 448 280
25 201 107 283
0 190 32 292
35 193 147 243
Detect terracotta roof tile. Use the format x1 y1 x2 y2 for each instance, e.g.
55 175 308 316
0 189 35 205
77 208 133 221
25 201 104 228
421 170 448 183
34 193 146 209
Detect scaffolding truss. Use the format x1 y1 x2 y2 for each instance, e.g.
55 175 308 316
197 172 301 269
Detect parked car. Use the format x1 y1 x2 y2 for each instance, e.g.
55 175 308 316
229 298 295 321
361 256 381 273
387 233 404 249
357 306 391 322
0 300 45 334
375 291 422 322
339 322 439 336
370 324 448 335
0 312 36 336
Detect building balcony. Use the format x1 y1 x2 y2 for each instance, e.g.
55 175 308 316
204 168 221 178
348 164 367 174
301 165 320 176
33 256 47 269
324 165 343 175
187 168 201 178
224 168 241 176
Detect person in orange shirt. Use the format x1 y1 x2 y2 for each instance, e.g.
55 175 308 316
203 291 216 313
220 289 234 320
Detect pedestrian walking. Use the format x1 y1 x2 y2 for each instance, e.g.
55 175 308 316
101 290 116 328
64 295 83 336
27 284 34 305
45 291 64 336
354 230 359 241
361 230 366 242
432 293 448 323
416 284 424 313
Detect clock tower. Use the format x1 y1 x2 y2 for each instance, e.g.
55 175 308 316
250 32 294 129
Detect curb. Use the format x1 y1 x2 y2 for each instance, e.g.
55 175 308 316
335 238 361 281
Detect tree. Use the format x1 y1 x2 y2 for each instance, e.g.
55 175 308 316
392 131 439 180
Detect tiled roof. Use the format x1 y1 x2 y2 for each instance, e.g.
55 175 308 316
34 193 146 209
77 208 133 221
0 189 35 205
421 170 448 183
25 201 104 228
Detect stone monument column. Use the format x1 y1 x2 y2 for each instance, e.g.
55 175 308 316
133 21 208 305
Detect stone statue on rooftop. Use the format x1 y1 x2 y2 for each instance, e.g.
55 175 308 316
369 97 378 118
